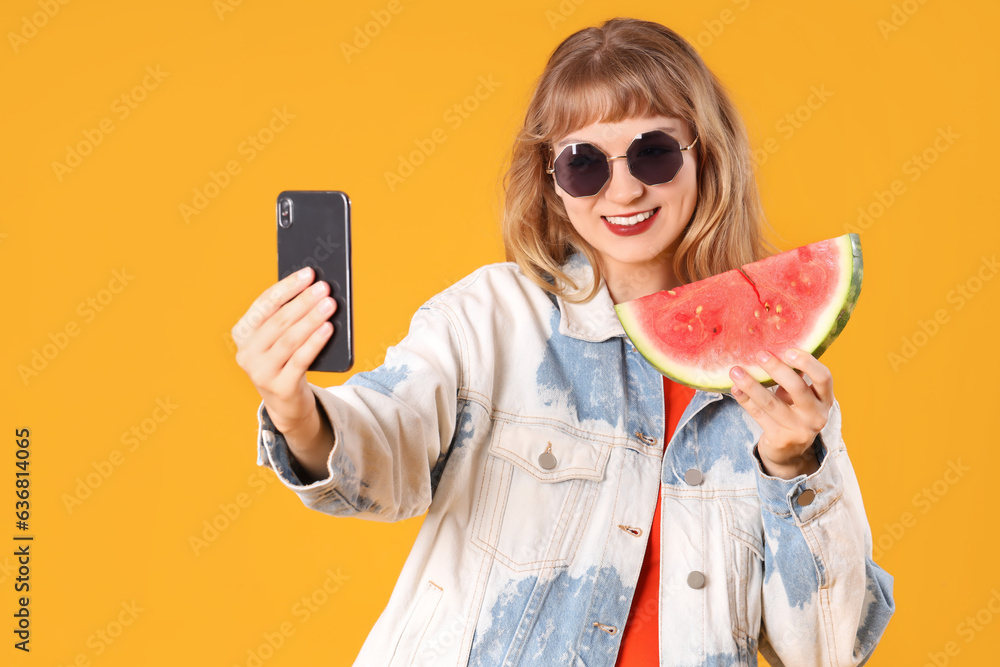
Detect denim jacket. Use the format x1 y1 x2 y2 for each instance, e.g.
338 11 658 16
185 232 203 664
255 252 895 666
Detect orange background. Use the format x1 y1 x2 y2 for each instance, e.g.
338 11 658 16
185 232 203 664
4 0 997 665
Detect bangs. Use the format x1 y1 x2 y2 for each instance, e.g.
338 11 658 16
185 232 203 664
541 54 690 142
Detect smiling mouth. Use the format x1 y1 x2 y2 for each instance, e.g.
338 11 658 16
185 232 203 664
603 207 660 226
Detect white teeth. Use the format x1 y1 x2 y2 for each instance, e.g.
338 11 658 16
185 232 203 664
605 208 657 226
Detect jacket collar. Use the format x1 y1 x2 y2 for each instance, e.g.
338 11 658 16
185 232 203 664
552 252 725 404
552 252 628 343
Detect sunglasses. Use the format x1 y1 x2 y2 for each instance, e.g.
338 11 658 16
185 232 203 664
546 130 699 198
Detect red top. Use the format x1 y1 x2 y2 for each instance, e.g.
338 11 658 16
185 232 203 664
615 377 696 665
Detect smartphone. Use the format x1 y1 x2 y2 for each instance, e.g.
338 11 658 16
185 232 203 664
276 190 353 372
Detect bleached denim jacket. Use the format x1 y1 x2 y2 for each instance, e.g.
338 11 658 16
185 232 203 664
255 252 895 666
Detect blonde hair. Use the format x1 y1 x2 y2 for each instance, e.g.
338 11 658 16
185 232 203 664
501 17 775 303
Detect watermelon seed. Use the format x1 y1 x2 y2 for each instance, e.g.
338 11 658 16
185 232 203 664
687 324 693 331
776 304 782 313
712 326 718 334
695 305 703 314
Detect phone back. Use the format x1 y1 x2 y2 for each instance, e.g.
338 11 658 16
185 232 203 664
276 190 353 372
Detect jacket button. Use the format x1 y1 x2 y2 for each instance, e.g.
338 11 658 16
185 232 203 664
684 468 703 486
635 431 657 445
798 488 816 506
687 571 706 589
538 451 557 470
592 621 618 635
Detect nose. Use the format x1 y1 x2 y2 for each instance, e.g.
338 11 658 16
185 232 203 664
603 155 644 204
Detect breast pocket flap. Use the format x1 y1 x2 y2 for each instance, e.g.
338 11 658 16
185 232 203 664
490 420 612 482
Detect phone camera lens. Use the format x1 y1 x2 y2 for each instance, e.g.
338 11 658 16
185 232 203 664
278 198 293 228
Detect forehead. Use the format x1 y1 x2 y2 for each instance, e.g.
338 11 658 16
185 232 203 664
554 116 685 150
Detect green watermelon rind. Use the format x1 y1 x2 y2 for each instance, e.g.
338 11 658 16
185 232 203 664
614 233 864 392
809 233 864 360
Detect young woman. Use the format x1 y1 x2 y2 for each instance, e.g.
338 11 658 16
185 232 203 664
233 17 894 666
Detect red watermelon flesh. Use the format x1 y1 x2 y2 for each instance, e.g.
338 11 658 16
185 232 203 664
614 234 863 392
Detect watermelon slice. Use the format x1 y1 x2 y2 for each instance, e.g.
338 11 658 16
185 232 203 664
614 233 863 392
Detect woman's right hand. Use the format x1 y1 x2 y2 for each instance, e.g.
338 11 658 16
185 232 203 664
232 266 336 442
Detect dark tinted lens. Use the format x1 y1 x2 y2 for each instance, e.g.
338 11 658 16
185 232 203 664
627 131 684 186
553 143 609 197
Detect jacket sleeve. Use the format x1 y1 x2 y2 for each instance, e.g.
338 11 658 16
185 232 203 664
254 300 464 522
753 397 895 666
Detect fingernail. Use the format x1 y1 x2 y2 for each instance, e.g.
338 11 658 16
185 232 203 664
298 267 311 282
784 348 799 361
756 351 770 364
730 366 745 379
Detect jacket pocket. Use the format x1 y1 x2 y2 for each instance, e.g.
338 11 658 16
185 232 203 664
471 418 612 572
388 580 444 667
721 496 765 664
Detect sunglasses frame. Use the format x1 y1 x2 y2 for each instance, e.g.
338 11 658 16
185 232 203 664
546 130 700 198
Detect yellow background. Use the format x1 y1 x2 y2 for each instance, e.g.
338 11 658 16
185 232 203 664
3 0 997 664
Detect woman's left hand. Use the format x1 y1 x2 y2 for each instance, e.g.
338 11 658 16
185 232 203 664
729 347 833 480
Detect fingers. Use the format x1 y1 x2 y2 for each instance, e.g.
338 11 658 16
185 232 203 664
233 267 314 350
783 348 834 409
273 292 336 382
231 268 341 438
233 267 339 385
237 268 337 351
729 365 787 432
729 347 835 446
754 349 817 408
